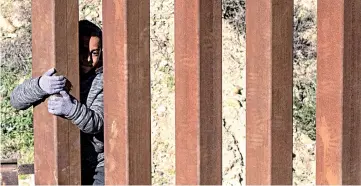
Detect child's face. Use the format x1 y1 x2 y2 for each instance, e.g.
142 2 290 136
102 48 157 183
79 36 101 74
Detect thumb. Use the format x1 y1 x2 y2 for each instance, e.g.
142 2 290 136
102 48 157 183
60 91 70 100
44 68 56 76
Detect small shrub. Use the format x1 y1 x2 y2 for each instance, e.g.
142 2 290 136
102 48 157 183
222 0 246 35
0 70 34 163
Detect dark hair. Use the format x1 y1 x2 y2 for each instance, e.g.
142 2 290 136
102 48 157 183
79 20 102 47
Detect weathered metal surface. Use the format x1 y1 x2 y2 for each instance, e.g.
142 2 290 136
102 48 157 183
175 0 222 184
316 0 361 184
0 172 18 185
0 159 17 164
103 0 151 184
246 0 293 184
18 164 35 175
0 159 18 185
32 0 80 184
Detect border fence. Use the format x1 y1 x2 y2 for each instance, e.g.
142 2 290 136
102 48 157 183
27 0 361 185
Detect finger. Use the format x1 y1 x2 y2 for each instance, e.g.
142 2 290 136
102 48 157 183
49 96 62 101
48 105 56 111
47 100 58 108
48 100 60 109
44 68 56 76
48 98 54 105
52 84 65 89
51 88 64 94
49 83 65 91
60 91 70 99
50 81 66 89
50 110 60 116
49 75 65 81
48 108 56 115
48 100 62 107
53 79 67 86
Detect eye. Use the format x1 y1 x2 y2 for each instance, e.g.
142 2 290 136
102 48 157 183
90 49 100 56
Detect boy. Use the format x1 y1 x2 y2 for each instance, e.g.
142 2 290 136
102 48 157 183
10 20 104 185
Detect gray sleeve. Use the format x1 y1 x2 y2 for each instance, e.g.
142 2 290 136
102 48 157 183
10 77 48 110
66 91 104 134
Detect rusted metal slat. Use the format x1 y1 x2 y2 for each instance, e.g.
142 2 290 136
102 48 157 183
0 159 18 185
316 1 361 184
175 0 222 184
32 0 80 184
103 0 151 184
246 0 293 184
